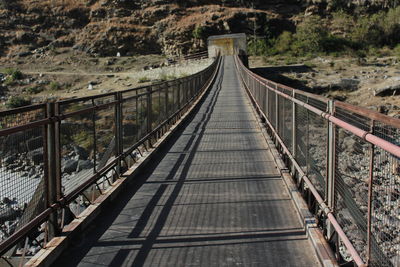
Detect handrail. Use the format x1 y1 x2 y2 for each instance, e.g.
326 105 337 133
0 55 221 259
234 54 400 267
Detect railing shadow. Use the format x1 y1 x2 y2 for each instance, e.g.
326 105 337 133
54 59 225 267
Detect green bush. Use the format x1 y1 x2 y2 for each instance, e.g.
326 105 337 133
284 57 297 65
331 11 355 34
350 7 400 48
71 130 94 152
381 6 400 46
24 86 43 94
292 16 329 55
248 7 400 59
327 0 349 12
354 50 367 65
49 81 61 90
248 38 268 56
304 61 317 68
273 31 294 54
192 25 205 39
4 76 14 86
351 15 385 47
4 68 23 80
5 96 31 109
394 44 400 57
271 15 358 57
3 68 23 85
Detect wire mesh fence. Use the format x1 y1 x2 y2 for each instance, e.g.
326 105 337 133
295 103 308 175
307 108 328 199
0 105 48 257
335 127 369 260
234 55 400 267
0 56 220 260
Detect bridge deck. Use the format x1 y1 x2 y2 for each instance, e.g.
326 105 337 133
56 56 320 266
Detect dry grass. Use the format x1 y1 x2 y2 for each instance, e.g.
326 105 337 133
22 0 85 9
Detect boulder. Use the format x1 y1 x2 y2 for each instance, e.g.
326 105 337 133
374 82 400 96
27 148 43 164
3 131 27 151
62 159 78 174
342 136 357 153
3 155 16 165
73 146 89 160
76 159 93 172
336 78 360 91
17 51 32 57
26 136 43 151
0 207 22 224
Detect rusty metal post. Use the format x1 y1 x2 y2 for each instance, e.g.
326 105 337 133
177 80 181 109
91 99 97 174
136 90 139 141
114 92 123 177
54 103 62 201
183 78 186 106
326 100 336 239
147 87 153 145
46 102 60 239
292 90 297 176
196 75 200 94
266 83 269 119
275 85 279 145
366 120 375 264
165 83 169 118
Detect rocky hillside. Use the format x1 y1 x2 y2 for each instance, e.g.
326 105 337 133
0 0 398 57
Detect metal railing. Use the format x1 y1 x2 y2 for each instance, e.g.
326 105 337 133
0 55 221 263
234 55 400 267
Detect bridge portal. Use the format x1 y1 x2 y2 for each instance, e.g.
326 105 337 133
207 33 247 57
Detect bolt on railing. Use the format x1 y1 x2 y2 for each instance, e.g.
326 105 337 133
234 55 399 267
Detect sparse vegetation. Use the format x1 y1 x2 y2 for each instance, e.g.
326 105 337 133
49 81 61 90
158 71 177 81
138 76 151 83
5 96 31 109
272 31 294 54
248 38 268 56
394 44 400 57
304 62 317 68
192 25 205 40
292 16 329 55
3 68 23 85
253 6 400 59
24 86 43 94
4 68 23 80
0 0 11 9
71 130 94 151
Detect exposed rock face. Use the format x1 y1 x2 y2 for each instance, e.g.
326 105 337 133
0 0 298 57
0 0 396 57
